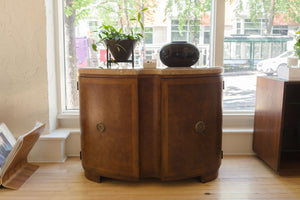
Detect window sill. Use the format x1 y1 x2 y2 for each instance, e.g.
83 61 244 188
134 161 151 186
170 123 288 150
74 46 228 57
57 111 80 129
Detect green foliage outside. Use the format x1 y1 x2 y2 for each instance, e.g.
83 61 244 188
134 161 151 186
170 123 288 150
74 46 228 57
65 0 156 35
234 0 300 34
294 31 300 59
164 0 211 44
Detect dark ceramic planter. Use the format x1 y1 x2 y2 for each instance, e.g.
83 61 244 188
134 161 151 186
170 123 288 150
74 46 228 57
105 40 138 61
159 41 199 67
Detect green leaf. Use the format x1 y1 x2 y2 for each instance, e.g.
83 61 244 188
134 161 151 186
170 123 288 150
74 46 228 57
139 21 144 31
92 44 98 52
115 44 126 52
136 33 143 40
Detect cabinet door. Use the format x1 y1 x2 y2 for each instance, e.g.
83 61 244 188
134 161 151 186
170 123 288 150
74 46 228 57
161 76 222 180
80 76 139 180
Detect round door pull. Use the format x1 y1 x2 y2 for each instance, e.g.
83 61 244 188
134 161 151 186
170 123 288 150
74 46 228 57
195 121 205 134
96 122 105 133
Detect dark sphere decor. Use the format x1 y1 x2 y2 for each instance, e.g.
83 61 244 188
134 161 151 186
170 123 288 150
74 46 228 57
159 41 199 67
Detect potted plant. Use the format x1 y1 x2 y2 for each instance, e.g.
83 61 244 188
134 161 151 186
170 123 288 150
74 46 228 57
92 8 147 62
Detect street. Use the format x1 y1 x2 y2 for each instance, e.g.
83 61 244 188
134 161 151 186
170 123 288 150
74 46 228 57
223 71 269 111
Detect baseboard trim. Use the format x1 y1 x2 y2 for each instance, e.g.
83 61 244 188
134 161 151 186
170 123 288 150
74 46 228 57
222 128 254 155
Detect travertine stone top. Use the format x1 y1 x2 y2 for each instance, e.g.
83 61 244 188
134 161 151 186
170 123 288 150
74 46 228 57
79 67 223 76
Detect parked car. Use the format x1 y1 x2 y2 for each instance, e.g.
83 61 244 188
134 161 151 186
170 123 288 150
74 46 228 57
256 50 294 75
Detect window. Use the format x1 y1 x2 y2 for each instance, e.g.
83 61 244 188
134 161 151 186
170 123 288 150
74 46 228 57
272 25 288 35
223 1 299 112
171 20 200 44
61 0 213 110
144 27 153 44
204 32 210 44
88 21 100 39
236 22 241 34
244 19 266 35
59 0 300 113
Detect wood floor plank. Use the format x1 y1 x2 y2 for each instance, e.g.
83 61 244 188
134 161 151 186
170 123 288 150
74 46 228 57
0 156 300 200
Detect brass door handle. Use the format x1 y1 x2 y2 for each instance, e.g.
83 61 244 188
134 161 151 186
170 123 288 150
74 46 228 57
96 122 105 133
195 121 205 134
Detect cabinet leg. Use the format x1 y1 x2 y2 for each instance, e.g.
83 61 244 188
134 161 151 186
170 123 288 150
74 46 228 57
195 170 219 183
84 170 103 183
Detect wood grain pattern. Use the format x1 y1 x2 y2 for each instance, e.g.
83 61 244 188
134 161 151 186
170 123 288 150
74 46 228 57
80 76 139 181
1 156 300 200
253 77 285 171
79 69 222 182
138 75 161 178
253 77 300 175
161 76 222 181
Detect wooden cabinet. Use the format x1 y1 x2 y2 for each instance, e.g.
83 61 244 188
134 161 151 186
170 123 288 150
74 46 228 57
79 68 223 182
253 76 300 175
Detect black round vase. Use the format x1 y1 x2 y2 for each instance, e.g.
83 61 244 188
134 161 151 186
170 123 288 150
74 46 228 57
159 41 199 67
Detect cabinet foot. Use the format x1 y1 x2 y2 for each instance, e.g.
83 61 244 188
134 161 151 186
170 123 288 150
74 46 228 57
196 170 218 183
84 170 103 183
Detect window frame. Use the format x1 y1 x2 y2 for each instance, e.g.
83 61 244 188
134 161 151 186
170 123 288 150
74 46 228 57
54 0 251 129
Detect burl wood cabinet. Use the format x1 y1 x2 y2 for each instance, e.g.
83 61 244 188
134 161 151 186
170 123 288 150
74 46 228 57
253 76 300 175
79 67 223 182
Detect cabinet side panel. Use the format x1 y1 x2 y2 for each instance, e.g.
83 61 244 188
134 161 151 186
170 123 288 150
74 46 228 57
161 76 222 180
253 77 284 171
79 76 139 180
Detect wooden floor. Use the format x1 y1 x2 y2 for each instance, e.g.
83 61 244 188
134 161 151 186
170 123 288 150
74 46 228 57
1 156 300 200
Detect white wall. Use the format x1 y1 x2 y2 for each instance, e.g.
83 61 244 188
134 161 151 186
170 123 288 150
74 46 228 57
0 1 255 159
0 0 49 136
